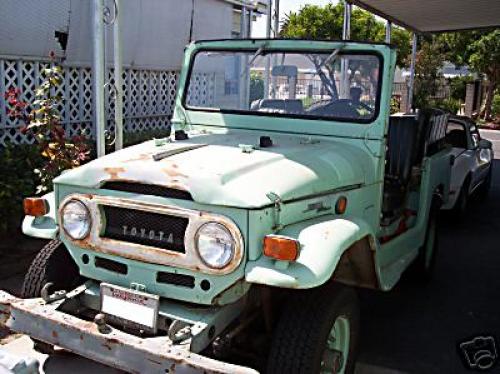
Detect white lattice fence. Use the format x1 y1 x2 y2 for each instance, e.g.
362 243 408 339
0 58 183 146
187 73 216 107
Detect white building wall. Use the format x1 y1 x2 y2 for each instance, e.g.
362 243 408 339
0 0 235 70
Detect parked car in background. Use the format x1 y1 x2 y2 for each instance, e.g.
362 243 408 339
442 116 494 216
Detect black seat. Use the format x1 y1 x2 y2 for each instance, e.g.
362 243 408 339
382 115 419 218
386 115 419 184
382 109 449 219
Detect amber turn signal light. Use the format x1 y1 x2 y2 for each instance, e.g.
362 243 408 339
263 235 300 261
23 197 49 217
335 196 347 214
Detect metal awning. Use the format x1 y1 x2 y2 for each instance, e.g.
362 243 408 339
349 0 500 32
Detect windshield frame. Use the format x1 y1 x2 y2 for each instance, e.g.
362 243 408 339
181 47 384 125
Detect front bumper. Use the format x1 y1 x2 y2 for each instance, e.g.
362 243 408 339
0 291 257 374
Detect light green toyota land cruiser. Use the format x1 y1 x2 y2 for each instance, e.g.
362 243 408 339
1 39 452 374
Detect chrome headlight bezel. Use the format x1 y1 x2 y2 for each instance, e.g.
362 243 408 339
61 199 91 240
195 222 236 269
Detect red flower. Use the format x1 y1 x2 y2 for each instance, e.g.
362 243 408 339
19 125 28 134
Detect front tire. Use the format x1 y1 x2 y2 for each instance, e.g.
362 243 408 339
267 283 360 374
21 239 81 354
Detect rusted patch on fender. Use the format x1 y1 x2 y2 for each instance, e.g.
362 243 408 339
333 237 379 289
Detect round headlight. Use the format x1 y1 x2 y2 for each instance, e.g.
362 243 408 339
196 222 235 269
62 200 91 240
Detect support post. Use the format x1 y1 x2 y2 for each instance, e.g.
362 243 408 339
271 0 280 98
240 5 247 37
342 1 351 40
248 9 253 37
341 1 351 98
385 20 391 44
263 0 272 99
113 0 123 151
239 6 249 109
274 0 280 38
92 0 106 157
407 33 417 113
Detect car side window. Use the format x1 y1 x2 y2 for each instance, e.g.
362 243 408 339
445 122 468 149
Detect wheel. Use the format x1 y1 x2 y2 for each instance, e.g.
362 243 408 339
267 283 359 374
21 239 81 354
408 203 439 282
477 166 492 201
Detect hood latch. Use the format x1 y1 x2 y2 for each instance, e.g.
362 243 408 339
266 192 283 231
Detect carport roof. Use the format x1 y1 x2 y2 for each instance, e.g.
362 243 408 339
349 0 500 33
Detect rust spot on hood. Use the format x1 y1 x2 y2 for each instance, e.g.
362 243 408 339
104 167 126 180
123 154 152 163
162 163 188 179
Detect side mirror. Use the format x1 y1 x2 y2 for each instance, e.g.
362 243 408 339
450 154 455 166
479 139 492 149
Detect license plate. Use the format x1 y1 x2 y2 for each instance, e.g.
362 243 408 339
100 283 159 332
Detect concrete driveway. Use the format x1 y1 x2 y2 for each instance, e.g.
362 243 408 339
358 129 500 373
2 129 500 373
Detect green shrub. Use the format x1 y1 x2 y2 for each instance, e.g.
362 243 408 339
250 72 264 104
390 96 401 114
449 76 474 101
433 97 461 114
124 128 171 147
0 143 43 233
492 92 500 117
0 127 170 235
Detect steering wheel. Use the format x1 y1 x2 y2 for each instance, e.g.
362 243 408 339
308 99 374 119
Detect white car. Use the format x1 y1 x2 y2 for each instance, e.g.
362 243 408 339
442 116 494 215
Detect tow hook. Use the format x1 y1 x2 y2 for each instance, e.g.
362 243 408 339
168 320 192 343
94 313 111 334
40 283 66 303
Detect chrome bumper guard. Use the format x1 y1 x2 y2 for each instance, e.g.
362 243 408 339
0 290 257 374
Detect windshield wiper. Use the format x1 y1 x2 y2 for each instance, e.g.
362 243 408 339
248 46 265 68
240 46 266 78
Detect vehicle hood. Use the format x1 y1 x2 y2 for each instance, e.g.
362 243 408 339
55 131 374 208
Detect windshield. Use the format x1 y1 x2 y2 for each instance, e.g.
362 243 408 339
184 50 381 123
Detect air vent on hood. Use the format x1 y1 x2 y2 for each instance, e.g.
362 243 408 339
101 182 193 201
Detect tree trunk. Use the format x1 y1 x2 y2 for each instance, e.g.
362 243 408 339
484 79 496 120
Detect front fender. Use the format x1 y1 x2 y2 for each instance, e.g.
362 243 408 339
22 192 58 239
245 216 375 289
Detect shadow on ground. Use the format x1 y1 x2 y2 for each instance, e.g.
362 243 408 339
358 159 500 373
